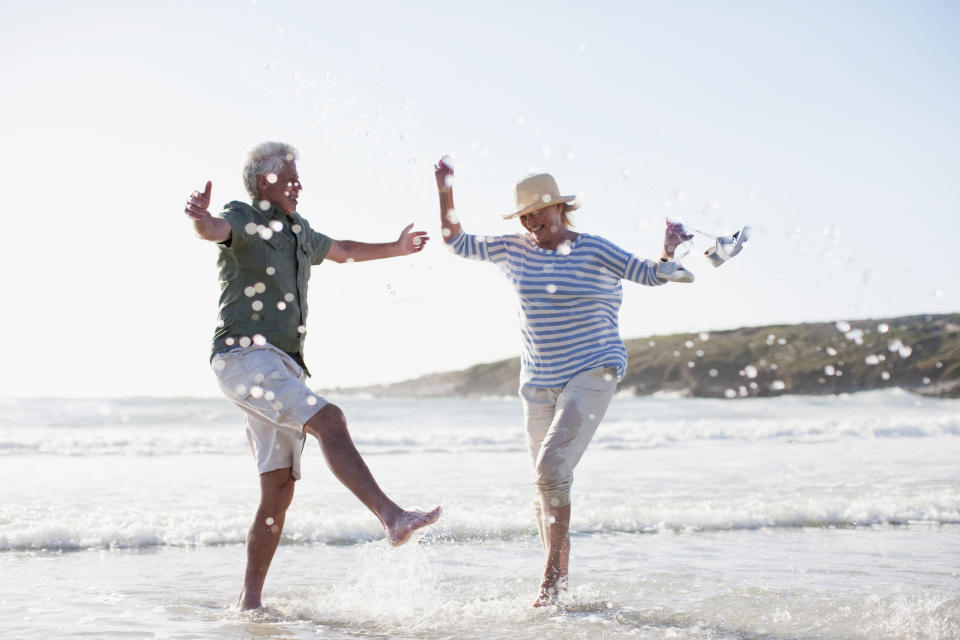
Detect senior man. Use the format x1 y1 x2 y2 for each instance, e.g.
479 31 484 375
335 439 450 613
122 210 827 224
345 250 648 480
184 141 440 610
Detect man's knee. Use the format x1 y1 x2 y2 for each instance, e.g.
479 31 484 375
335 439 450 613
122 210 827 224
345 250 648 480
305 402 346 438
260 468 296 510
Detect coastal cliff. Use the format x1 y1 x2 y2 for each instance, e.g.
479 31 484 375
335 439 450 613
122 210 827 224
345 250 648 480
322 313 960 399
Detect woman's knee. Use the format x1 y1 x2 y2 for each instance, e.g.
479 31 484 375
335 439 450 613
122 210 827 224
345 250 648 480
534 467 572 508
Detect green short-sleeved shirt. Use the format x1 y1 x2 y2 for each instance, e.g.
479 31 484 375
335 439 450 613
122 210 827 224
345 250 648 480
211 200 332 362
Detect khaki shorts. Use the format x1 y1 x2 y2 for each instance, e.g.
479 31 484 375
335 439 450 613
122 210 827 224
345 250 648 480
212 343 328 480
521 366 618 507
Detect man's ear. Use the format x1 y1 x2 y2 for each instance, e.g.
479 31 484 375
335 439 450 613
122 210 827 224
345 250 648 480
254 174 266 196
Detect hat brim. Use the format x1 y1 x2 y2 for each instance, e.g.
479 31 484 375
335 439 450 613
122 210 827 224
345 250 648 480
501 195 578 220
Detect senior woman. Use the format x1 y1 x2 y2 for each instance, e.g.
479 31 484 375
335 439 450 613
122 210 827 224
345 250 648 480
434 158 693 606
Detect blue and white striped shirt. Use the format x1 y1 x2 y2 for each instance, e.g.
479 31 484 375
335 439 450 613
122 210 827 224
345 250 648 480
450 231 665 388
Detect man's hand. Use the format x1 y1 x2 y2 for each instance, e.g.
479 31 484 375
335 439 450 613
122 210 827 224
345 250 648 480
185 181 213 221
397 223 430 255
184 181 231 243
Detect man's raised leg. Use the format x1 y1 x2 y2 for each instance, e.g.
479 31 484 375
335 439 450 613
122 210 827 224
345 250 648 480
303 403 440 545
238 468 296 610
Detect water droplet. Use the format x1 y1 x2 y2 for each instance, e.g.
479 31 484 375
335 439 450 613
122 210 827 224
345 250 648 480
297 325 306 334
225 337 236 346
881 371 891 380
865 354 880 365
698 332 709 341
898 345 912 358
709 368 718 377
826 346 838 356
442 228 452 238
254 282 266 294
253 334 266 346
245 222 259 235
212 358 226 371
835 320 851 333
877 323 889 333
603 372 614 381
541 145 551 159
277 301 287 310
695 350 704 357
291 224 302 233
744 365 758 379
269 220 283 232
239 337 252 348
265 517 274 525
445 209 458 224
687 361 695 368
258 200 271 211
724 389 736 398
824 365 836 376
284 293 295 302
306 396 317 406
258 226 274 240
234 384 247 396
266 266 276 275
546 283 558 293
251 300 264 311
770 380 786 391
266 173 278 184
684 340 694 349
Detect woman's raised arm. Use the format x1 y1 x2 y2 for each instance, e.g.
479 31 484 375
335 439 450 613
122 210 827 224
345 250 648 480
434 157 462 243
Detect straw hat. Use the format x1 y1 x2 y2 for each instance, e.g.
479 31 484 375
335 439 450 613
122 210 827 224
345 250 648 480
502 173 580 220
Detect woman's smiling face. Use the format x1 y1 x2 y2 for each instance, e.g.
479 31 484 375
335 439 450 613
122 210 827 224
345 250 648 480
519 204 567 248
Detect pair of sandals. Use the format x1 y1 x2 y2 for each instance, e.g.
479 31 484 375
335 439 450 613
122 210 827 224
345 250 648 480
655 223 752 283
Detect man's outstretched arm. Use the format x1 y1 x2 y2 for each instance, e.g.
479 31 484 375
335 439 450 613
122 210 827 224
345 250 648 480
184 181 231 243
325 223 429 263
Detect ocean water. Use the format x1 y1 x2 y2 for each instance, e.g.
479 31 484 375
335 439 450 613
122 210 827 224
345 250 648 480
1 390 958 639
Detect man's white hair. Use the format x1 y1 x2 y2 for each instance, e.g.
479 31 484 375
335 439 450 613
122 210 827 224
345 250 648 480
242 141 299 198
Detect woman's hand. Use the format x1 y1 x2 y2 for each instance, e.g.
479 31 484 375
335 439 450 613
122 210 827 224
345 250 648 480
663 219 693 258
434 156 454 193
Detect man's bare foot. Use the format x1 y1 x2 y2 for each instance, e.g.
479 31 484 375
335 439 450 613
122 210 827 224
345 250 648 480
237 591 262 611
386 506 442 546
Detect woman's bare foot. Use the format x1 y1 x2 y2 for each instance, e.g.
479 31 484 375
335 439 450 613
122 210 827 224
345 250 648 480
386 506 442 546
532 574 567 607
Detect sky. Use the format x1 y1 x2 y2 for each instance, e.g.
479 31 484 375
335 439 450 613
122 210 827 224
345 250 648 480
1 0 958 397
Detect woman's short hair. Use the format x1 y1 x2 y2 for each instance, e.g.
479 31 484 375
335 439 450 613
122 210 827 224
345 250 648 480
242 141 299 198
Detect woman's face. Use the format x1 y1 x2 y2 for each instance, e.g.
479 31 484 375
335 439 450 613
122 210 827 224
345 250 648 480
519 204 566 247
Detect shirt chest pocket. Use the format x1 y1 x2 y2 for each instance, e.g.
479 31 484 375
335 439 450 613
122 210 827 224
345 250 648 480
260 233 297 274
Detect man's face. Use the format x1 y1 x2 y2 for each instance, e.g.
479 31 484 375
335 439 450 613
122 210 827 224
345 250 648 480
258 161 302 215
